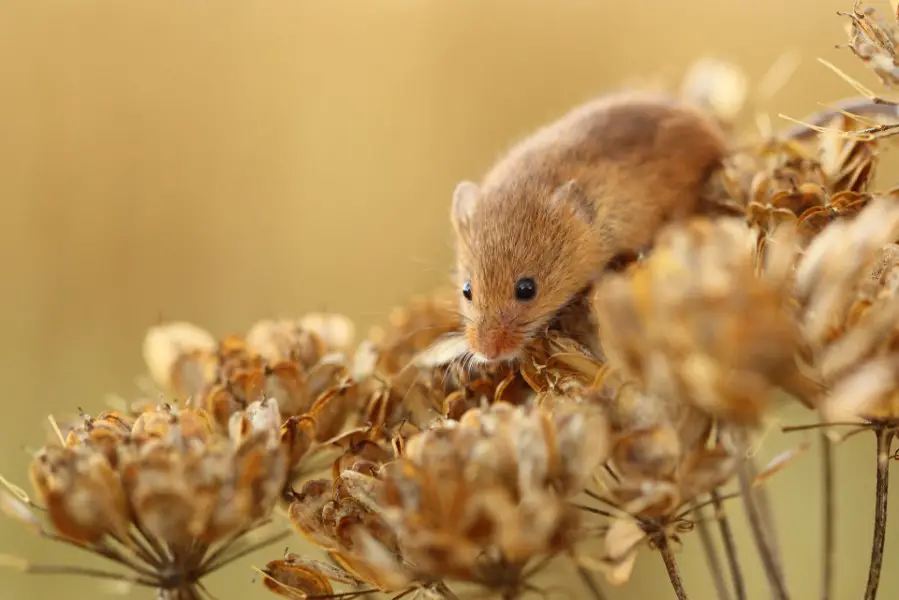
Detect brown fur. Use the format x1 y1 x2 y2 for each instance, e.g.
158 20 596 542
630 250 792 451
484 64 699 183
450 91 728 361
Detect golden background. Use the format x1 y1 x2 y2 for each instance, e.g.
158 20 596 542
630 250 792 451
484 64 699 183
1 1 898 599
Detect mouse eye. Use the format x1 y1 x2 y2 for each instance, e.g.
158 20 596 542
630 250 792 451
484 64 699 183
514 277 537 301
462 280 473 302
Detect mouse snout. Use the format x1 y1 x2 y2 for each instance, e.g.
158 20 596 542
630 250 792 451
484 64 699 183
472 319 525 362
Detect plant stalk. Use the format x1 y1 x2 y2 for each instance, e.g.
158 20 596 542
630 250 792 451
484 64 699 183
864 426 894 600
571 558 609 600
712 490 746 600
655 533 689 600
737 460 790 600
694 500 732 600
820 432 835 600
747 455 784 571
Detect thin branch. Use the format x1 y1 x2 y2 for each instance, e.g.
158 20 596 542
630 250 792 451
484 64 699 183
712 490 746 600
655 534 689 600
782 422 866 433
694 500 732 600
569 554 609 600
675 491 743 521
746 456 784 572
738 460 790 600
571 503 614 518
820 433 836 600
864 426 894 600
36 531 158 578
202 529 292 574
12 563 158 587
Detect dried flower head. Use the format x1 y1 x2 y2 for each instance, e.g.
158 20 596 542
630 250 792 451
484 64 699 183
598 431 737 586
594 216 811 424
785 196 899 424
717 113 883 244
2 399 290 599
840 1 899 92
140 316 361 489
378 401 609 597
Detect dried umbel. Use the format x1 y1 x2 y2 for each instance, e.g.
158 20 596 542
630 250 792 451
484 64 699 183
143 315 357 426
594 216 810 425
598 428 738 586
271 400 610 599
377 401 610 597
790 195 899 391
140 316 361 488
841 1 899 93
717 110 883 243
1 400 290 599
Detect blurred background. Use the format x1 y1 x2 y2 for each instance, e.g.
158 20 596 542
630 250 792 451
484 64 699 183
2 0 899 599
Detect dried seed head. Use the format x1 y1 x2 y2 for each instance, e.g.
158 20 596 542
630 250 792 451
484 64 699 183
7 400 291 599
791 197 899 402
345 401 612 593
595 216 807 423
840 2 899 91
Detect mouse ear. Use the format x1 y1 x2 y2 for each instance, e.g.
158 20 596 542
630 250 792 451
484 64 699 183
451 180 480 236
550 179 595 225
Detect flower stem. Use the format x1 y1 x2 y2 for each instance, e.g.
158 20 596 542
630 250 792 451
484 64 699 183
655 534 689 600
864 426 894 600
694 500 732 600
571 557 609 600
820 432 835 600
737 460 790 600
747 456 784 571
712 490 746 600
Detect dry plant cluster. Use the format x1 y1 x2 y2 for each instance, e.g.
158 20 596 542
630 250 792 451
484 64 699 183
6 3 899 599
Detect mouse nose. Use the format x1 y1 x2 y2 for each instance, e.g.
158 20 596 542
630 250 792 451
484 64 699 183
478 325 522 361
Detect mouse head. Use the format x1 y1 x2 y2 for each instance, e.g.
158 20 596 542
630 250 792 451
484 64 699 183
450 178 602 363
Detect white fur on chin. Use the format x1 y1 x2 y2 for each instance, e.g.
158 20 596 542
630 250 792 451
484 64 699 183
470 347 522 365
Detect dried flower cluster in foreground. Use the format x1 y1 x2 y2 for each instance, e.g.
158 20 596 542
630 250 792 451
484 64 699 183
6 3 899 600
1 399 289 600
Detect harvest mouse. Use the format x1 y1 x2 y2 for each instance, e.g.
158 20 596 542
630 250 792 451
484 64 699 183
449 91 728 362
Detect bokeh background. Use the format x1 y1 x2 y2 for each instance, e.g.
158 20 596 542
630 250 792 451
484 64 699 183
2 1 899 599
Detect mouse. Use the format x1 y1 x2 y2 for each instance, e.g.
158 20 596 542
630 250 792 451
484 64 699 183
448 90 729 363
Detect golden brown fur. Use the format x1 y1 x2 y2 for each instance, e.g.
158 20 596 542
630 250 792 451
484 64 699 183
450 91 728 362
